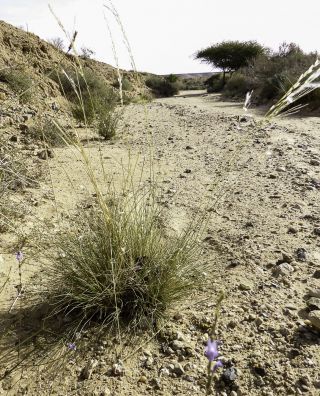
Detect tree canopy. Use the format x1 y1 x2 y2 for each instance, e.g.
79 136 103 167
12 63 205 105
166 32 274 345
195 41 265 81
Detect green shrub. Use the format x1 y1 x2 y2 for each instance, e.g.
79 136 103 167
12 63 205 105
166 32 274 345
146 76 179 97
43 192 201 329
0 68 33 103
223 74 255 98
51 67 119 125
97 109 121 140
113 77 133 91
238 44 318 105
205 74 225 93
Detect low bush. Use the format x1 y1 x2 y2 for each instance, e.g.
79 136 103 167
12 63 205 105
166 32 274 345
42 192 201 329
223 74 255 98
97 109 121 140
51 67 119 126
146 76 180 97
0 67 33 103
238 43 317 106
113 77 133 92
205 74 225 93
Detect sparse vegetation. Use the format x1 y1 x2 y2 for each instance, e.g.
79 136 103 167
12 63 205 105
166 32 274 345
0 67 33 103
222 42 320 108
29 119 76 146
146 75 180 97
51 67 119 127
80 46 95 59
48 37 65 51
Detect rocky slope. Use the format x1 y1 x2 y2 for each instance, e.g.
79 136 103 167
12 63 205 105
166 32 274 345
0 90 319 395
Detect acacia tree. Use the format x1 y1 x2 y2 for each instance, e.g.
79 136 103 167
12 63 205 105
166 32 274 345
195 41 265 84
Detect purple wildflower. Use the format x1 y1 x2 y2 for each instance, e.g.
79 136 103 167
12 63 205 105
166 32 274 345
212 360 223 372
67 342 76 351
15 251 23 263
205 339 219 362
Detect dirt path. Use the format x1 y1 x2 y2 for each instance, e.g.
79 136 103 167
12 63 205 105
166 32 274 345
1 93 319 395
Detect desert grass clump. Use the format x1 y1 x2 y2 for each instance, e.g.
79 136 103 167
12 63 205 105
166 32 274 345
43 191 201 329
97 109 121 140
0 67 33 103
29 119 76 147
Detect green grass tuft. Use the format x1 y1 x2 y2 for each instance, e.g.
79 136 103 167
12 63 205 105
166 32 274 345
43 192 201 329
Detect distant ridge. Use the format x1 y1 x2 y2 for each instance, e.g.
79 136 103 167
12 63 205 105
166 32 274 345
162 72 218 79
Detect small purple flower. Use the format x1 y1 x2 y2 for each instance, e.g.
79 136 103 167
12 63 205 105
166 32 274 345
15 251 23 263
205 339 219 362
67 342 76 351
212 360 223 372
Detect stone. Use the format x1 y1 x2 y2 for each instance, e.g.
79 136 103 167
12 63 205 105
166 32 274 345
222 367 237 383
144 356 154 368
112 362 124 376
307 289 320 298
37 148 54 160
307 310 320 330
310 159 320 166
19 123 29 133
296 248 307 261
150 378 161 390
239 281 252 291
100 387 111 396
314 228 320 236
172 362 185 376
0 92 6 100
80 359 98 380
138 375 148 384
307 297 320 310
272 263 294 276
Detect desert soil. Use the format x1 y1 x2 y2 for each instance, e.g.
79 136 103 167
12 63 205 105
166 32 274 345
0 91 320 395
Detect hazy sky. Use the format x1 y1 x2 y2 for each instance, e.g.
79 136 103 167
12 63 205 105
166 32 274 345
1 0 320 74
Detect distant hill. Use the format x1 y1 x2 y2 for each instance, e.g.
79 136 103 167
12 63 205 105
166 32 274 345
175 72 216 79
160 72 219 79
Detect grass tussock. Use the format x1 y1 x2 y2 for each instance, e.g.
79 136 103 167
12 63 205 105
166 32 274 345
29 119 76 147
43 191 201 330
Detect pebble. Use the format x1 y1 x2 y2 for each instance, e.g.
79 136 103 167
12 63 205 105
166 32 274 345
296 248 307 261
307 297 320 310
172 362 185 376
138 375 148 384
314 228 320 236
101 387 111 396
313 270 320 279
239 282 252 291
80 359 98 380
307 310 320 330
310 159 320 166
272 263 294 276
112 362 124 376
308 288 320 298
222 367 237 383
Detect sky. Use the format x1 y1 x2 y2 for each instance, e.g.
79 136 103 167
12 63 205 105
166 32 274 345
1 0 320 75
